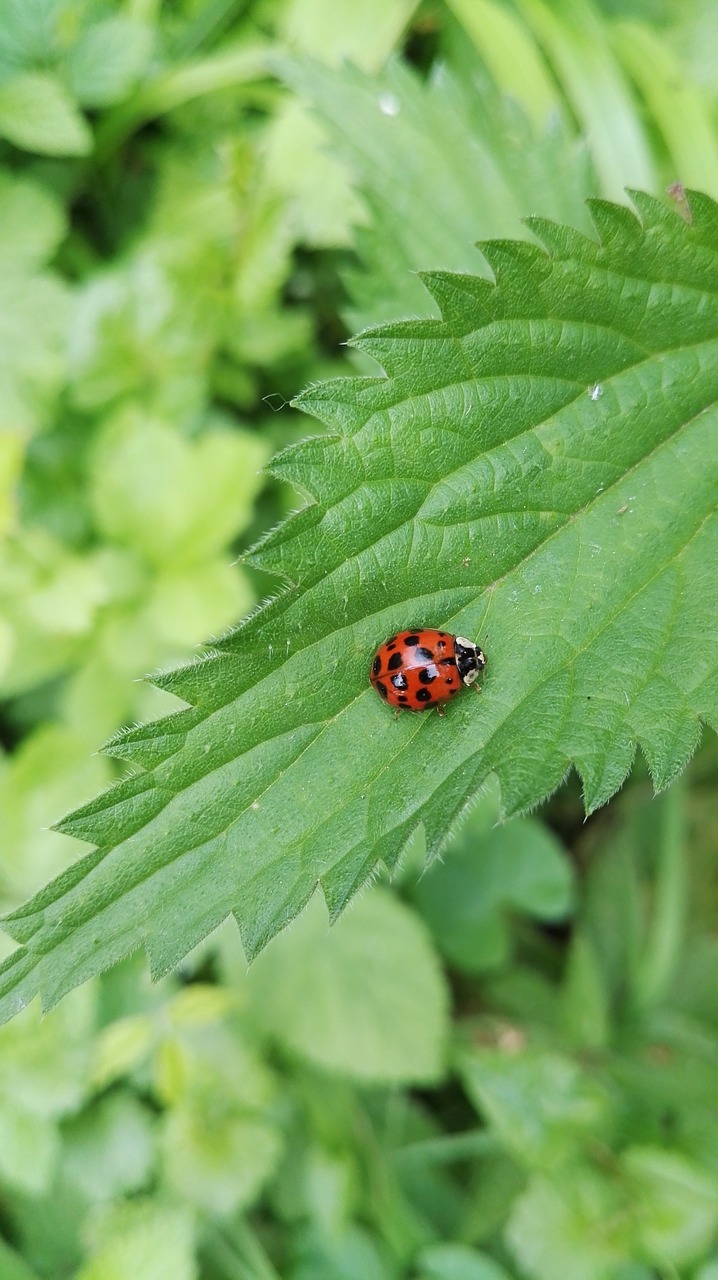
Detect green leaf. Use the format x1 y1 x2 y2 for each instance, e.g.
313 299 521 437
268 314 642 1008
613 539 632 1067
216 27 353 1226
74 1201 196 1280
612 20 718 200
460 1049 610 1169
0 1238 41 1280
0 72 92 156
444 0 562 131
417 1243 515 1280
0 271 70 434
245 890 449 1083
506 1168 631 1280
161 1105 281 1216
516 0 655 199
413 809 574 972
1 194 718 1021
89 409 269 567
0 173 66 270
158 1026 282 1215
622 1146 718 1266
0 985 95 1192
62 1091 155 1202
292 1226 394 1280
280 55 595 330
65 18 154 108
279 0 418 73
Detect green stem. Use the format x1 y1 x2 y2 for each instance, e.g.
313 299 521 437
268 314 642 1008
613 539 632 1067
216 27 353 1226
201 1219 282 1280
392 1128 498 1166
633 782 686 1012
94 42 272 160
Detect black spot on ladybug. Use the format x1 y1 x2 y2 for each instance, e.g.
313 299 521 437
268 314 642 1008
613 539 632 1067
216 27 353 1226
439 631 447 636
418 665 438 684
416 646 434 661
387 652 403 671
404 635 420 646
449 687 460 695
375 681 388 699
397 695 408 703
372 655 381 676
415 688 432 702
437 640 447 650
391 672 408 690
440 656 456 667
446 678 453 685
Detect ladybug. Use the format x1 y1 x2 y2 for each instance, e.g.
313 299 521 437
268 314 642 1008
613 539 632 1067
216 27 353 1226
370 629 486 714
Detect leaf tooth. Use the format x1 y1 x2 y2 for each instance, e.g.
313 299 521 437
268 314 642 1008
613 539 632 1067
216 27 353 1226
149 652 244 709
418 270 495 331
681 189 718 243
242 507 322 582
523 216 599 262
0 947 39 1024
292 377 379 432
234 882 318 963
53 773 165 846
476 238 550 288
350 319 447 376
586 198 644 251
628 189 684 232
144 904 230 980
102 708 201 767
269 435 365 503
576 733 637 816
629 684 701 793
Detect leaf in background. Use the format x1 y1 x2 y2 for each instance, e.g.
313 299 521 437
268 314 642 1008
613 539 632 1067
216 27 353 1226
279 54 595 330
0 1237 40 1280
65 18 154 108
444 0 562 131
417 1243 515 1280
62 1091 155 1203
0 985 94 1194
612 20 718 198
516 0 655 199
279 0 418 73
74 1201 196 1280
0 195 717 1021
0 272 70 434
243 890 448 1084
460 1050 610 1169
622 1147 718 1267
0 173 66 271
68 254 216 422
413 808 574 972
505 1168 631 1280
0 531 110 696
0 726 110 908
0 72 92 156
89 410 268 569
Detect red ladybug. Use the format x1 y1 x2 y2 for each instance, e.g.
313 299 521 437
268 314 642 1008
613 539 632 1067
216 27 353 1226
370 629 486 713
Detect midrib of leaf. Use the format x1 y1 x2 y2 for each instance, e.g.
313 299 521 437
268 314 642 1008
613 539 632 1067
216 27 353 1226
1 193 717 1021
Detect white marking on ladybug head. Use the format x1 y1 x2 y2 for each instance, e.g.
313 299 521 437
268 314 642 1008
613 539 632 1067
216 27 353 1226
463 666 479 685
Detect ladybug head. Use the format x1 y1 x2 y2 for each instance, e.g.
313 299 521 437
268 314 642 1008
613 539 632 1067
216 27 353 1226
455 637 487 687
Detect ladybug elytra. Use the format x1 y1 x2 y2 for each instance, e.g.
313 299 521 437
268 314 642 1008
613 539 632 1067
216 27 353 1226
370 629 486 714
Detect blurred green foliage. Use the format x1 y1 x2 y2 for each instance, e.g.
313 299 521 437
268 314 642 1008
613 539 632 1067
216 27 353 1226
0 0 717 1277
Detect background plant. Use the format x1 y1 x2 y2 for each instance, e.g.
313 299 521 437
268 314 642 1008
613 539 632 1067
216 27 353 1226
0 1 717 1278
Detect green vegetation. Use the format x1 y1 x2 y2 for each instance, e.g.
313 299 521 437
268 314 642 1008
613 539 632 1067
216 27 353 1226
0 1 716 1277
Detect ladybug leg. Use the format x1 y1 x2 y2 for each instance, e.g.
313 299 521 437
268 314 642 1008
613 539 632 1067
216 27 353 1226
394 706 401 721
436 704 446 718
474 684 482 694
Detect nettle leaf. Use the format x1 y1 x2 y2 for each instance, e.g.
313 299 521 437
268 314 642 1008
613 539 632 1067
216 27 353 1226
2 193 718 1021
